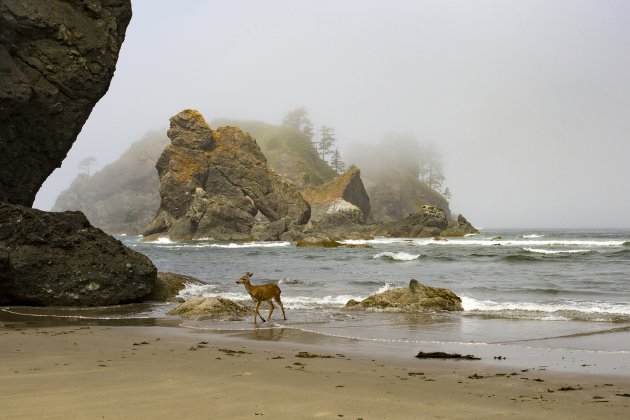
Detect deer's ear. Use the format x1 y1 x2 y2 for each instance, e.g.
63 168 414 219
248 272 253 277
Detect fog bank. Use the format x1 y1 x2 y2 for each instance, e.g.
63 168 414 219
35 0 630 228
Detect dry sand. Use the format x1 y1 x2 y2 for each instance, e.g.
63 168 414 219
1 323 629 419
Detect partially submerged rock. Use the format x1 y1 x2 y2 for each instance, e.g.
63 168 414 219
0 204 156 306
296 236 371 248
296 238 344 248
143 110 311 241
142 272 204 302
440 214 480 237
345 279 463 312
377 205 450 238
168 297 249 321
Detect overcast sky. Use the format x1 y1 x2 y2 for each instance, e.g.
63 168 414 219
35 0 630 228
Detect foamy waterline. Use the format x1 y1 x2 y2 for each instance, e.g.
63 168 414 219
141 240 291 249
177 282 396 309
461 296 630 321
523 248 591 255
0 307 161 320
343 236 627 248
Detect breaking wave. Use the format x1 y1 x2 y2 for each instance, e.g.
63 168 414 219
523 248 591 255
372 251 421 261
144 241 291 249
461 296 630 322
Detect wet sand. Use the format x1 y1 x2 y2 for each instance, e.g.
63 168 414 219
1 323 630 419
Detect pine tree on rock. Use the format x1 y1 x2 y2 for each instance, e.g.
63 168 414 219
330 148 345 173
318 126 336 162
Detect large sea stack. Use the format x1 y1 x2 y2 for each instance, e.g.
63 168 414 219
0 1 158 306
143 110 311 241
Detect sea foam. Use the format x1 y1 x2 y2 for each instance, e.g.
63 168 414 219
461 296 630 320
148 241 291 249
373 251 421 261
523 248 591 255
144 237 173 244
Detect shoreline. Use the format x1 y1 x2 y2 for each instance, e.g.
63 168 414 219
2 321 630 419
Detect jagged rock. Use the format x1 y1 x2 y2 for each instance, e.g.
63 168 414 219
345 279 463 312
296 237 343 248
143 110 310 241
212 119 338 188
52 132 168 234
295 236 371 248
142 272 204 302
440 214 480 237
301 168 371 226
376 205 450 237
0 203 156 306
0 0 132 206
168 296 249 321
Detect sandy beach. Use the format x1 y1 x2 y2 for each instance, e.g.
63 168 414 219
1 322 629 419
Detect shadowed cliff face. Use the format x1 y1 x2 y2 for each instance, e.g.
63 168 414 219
0 203 156 306
144 110 311 241
0 0 132 206
301 168 371 227
0 1 158 306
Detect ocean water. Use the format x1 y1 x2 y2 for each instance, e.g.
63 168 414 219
3 229 630 372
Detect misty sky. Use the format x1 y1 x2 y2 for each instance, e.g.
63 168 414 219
35 0 630 228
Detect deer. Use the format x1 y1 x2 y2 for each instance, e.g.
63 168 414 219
236 272 287 324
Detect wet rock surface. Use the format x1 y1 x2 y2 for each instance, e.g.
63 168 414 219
345 279 463 312
168 296 250 321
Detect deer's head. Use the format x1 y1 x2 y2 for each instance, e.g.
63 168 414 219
236 272 253 284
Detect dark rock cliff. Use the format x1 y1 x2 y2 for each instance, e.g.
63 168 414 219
0 1 159 306
0 203 155 306
143 110 311 241
0 0 131 206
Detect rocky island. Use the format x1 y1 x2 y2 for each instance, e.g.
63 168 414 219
55 117 477 242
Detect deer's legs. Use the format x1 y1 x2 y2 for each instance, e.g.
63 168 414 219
267 301 275 321
274 295 287 320
254 300 266 323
